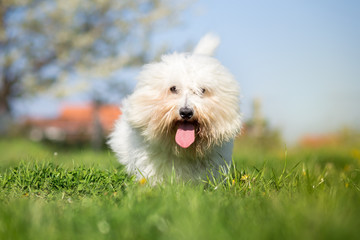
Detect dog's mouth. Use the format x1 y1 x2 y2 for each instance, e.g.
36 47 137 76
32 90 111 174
175 121 196 148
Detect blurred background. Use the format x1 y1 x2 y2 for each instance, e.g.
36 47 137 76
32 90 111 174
1 0 359 150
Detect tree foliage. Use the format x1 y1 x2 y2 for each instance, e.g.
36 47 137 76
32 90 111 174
0 0 186 114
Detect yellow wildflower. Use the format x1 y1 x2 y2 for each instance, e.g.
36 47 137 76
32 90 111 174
343 164 350 172
139 178 147 185
240 174 249 181
351 149 360 160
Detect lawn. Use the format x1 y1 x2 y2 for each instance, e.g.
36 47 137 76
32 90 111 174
0 137 359 240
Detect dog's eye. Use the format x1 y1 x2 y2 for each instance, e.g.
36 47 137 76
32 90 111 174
201 88 206 94
170 86 177 93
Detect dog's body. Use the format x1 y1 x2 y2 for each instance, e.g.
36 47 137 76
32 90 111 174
108 34 241 183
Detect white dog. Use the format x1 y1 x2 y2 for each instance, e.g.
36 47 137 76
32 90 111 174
108 34 241 183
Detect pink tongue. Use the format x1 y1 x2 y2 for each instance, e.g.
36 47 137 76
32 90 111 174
175 122 195 148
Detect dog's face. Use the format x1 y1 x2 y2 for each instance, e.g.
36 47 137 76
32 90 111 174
127 53 241 155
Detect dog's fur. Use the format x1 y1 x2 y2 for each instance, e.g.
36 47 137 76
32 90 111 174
108 34 241 183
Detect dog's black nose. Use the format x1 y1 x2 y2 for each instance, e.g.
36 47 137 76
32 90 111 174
179 107 194 120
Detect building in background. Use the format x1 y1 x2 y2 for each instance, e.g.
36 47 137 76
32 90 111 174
25 104 121 148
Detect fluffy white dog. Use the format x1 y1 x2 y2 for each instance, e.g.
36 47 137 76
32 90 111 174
108 34 241 183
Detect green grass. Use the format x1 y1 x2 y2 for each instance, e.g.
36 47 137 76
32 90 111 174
0 138 118 170
0 137 360 240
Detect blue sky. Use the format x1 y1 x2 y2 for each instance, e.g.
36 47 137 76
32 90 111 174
17 0 360 144
161 0 360 143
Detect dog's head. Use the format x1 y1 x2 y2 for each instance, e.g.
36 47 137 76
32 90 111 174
126 34 241 155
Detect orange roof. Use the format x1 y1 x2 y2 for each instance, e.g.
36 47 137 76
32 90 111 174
27 103 122 135
99 105 122 131
60 105 94 121
300 134 339 147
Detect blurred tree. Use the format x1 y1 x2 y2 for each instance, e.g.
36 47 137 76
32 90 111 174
241 98 282 149
0 0 188 116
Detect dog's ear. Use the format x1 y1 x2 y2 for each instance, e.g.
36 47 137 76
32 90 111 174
193 33 220 56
